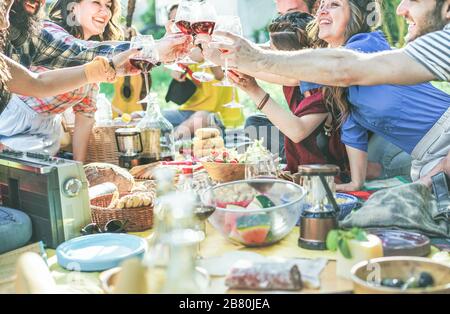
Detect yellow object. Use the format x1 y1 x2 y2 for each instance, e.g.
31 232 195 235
112 259 148 294
85 56 116 84
180 64 244 128
121 113 132 123
111 75 145 118
15 253 57 294
336 234 383 280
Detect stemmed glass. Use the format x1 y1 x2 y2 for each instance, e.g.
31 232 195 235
191 0 217 82
245 151 278 193
173 0 198 66
212 15 243 87
129 35 159 102
223 84 243 108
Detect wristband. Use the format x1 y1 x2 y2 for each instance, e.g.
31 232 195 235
257 93 270 111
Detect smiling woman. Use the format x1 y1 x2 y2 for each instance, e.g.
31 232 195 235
49 0 122 41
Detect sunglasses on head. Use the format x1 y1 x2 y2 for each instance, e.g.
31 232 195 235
81 219 129 236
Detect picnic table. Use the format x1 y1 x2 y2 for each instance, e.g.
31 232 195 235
45 223 353 294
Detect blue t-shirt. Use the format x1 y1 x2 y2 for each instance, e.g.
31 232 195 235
341 31 450 154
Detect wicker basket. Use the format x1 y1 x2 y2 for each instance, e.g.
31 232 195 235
90 193 153 232
67 125 136 166
201 162 247 183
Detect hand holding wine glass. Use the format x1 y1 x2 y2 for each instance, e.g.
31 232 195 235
212 15 243 88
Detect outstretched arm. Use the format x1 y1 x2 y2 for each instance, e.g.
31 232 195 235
5 49 140 98
206 31 436 87
336 146 368 192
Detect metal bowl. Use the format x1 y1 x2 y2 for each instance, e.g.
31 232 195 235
203 179 306 247
351 256 450 294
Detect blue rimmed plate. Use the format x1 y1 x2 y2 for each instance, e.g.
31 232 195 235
56 233 147 272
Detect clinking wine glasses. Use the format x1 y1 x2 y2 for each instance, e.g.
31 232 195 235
191 0 217 82
172 0 198 66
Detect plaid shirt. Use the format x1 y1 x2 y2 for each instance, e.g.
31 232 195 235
18 65 99 115
6 21 129 68
14 21 125 115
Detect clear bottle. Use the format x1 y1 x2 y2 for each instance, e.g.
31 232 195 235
136 93 175 164
161 229 204 294
94 93 113 126
144 168 176 293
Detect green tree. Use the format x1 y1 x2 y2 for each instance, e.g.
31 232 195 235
140 0 166 39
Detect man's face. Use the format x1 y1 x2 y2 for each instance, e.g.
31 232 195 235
275 0 310 14
397 0 449 42
19 0 44 16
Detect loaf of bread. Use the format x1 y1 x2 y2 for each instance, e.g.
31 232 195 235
84 163 135 193
195 128 221 140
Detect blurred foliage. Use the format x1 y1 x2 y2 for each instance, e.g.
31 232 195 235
380 0 407 47
140 0 166 39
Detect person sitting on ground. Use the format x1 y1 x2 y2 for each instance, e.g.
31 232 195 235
1 0 191 157
229 12 350 179
206 0 450 191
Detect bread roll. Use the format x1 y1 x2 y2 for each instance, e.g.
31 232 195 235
194 128 221 140
84 163 135 193
193 136 224 150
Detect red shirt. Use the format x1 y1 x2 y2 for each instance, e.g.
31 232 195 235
283 86 349 177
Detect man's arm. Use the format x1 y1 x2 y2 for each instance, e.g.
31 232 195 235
207 31 437 87
263 48 436 86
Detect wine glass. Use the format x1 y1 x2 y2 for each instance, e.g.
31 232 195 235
173 0 198 66
245 151 278 193
222 85 243 108
191 0 217 81
130 35 159 101
212 15 243 87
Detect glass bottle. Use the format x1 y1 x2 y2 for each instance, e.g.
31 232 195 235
137 92 175 164
144 168 176 293
161 229 204 294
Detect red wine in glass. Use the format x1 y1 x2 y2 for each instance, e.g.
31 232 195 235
248 176 277 193
191 21 216 35
176 20 193 35
130 57 156 73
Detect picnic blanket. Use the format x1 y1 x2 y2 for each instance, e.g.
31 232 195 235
340 182 450 238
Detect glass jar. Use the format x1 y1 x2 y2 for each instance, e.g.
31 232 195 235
137 93 175 164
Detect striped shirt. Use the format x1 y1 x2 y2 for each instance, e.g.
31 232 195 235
404 24 450 81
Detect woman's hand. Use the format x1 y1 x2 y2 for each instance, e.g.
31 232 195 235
156 34 193 63
112 48 142 77
228 71 260 94
336 181 363 192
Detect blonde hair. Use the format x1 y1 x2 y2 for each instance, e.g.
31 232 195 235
308 0 382 126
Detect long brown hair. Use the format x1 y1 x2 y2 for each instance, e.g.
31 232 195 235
49 0 123 41
0 1 11 110
308 0 382 126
